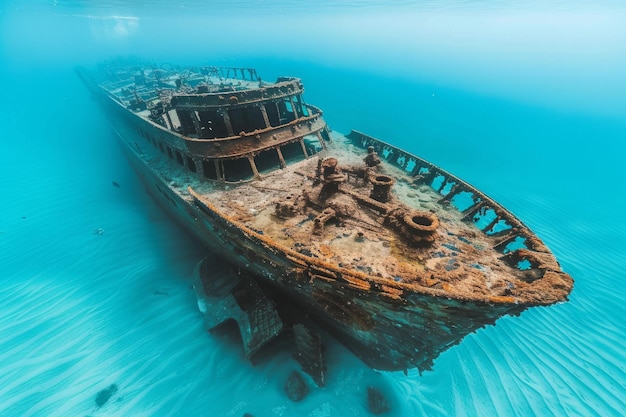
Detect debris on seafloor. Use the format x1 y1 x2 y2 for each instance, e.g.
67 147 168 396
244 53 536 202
292 324 326 387
95 383 118 408
367 386 391 415
284 370 310 402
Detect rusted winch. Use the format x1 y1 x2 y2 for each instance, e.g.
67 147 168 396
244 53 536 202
369 174 395 203
386 208 440 246
313 207 336 235
275 194 300 218
319 157 346 198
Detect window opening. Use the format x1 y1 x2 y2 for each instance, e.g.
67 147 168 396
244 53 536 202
303 135 323 156
254 149 282 174
293 95 306 117
450 191 476 212
280 141 306 165
264 103 280 127
223 158 254 182
473 207 498 231
167 110 182 131
202 159 219 180
486 219 513 235
431 175 446 191
175 150 184 166
187 157 197 173
175 110 196 136
440 181 456 196
278 99 296 124
503 236 528 254
198 110 228 138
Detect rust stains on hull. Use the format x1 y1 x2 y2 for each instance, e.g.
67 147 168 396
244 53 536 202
78 60 573 374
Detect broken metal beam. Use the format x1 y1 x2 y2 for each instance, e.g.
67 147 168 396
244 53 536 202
293 324 326 387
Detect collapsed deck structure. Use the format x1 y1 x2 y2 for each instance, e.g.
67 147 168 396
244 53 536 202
77 59 573 383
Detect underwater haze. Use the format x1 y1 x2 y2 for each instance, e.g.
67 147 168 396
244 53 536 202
1 0 626 416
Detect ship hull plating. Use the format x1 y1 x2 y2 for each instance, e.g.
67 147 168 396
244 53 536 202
106 113 522 372
79 62 570 374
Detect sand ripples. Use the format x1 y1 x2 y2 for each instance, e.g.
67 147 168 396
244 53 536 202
2 174 625 416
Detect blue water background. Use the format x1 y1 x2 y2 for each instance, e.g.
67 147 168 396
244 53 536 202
1 1 626 416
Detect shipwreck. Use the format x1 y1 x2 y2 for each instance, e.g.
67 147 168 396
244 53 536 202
77 59 573 386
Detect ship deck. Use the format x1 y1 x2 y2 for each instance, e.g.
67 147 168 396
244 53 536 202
201 137 516 293
139 132 570 306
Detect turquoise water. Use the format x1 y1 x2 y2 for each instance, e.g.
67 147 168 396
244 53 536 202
1 1 626 416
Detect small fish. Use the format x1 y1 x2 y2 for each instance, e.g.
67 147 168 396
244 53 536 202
112 181 120 188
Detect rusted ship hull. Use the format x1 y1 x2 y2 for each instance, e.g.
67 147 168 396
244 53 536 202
78 63 572 375
120 131 523 372
94 97 517 372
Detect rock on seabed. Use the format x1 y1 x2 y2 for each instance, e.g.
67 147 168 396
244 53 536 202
367 386 391 415
284 371 309 402
95 384 118 408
